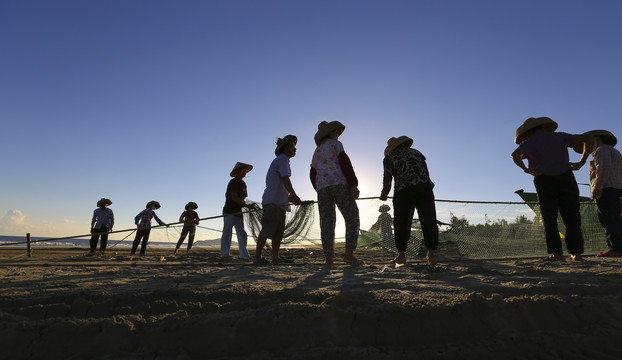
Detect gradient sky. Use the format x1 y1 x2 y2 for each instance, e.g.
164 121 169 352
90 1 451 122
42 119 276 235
1 0 621 240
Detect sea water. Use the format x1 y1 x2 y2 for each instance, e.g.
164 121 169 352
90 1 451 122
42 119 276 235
0 235 221 248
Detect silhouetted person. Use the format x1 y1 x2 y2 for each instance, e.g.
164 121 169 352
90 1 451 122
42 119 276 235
511 117 591 261
573 130 622 257
89 198 114 256
174 202 199 255
380 136 439 265
369 204 394 249
220 162 254 259
131 200 168 257
254 135 302 264
311 121 362 266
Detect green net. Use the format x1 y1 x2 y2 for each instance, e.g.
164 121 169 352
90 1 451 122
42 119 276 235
242 193 608 260
245 201 316 245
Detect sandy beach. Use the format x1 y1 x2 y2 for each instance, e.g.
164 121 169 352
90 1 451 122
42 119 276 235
2 246 622 360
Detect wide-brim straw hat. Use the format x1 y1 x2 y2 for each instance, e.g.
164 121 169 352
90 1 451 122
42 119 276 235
275 134 297 156
185 201 198 210
515 117 558 144
314 121 345 145
379 204 391 212
97 198 112 207
573 129 618 153
146 200 161 209
230 162 253 177
384 136 414 156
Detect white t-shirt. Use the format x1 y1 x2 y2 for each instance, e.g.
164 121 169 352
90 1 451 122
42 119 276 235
262 153 291 209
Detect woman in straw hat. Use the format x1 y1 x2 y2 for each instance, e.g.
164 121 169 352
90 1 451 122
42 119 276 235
310 121 363 266
511 117 592 261
131 200 168 257
174 201 200 255
254 135 302 264
369 204 394 250
574 130 622 257
380 136 438 265
220 162 254 259
88 198 114 256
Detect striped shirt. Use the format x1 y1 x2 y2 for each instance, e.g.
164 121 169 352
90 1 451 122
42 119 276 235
135 208 165 228
589 144 622 193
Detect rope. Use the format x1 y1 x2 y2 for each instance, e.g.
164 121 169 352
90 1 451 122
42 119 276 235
108 230 136 250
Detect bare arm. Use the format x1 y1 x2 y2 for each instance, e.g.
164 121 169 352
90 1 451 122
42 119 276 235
511 148 541 177
570 134 593 170
282 175 302 205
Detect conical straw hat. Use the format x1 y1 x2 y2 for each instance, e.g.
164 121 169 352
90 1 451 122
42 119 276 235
314 121 345 145
230 162 253 177
384 136 414 156
515 117 558 144
97 198 112 207
573 129 617 153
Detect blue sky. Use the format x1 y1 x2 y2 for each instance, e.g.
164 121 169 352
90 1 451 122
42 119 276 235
1 0 621 240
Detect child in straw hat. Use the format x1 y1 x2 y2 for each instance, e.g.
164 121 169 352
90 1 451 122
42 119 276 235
131 200 168 257
511 117 592 261
174 202 200 255
254 135 302 264
310 121 363 266
220 162 255 259
88 198 114 256
574 130 622 257
380 136 439 265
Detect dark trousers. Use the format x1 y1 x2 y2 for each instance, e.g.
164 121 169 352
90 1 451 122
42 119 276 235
534 170 584 254
596 187 622 252
392 183 439 252
89 225 109 252
131 228 151 255
176 226 196 250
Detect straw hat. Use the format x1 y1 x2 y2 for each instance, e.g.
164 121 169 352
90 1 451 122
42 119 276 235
314 121 345 145
229 162 253 177
384 136 413 156
185 201 198 210
379 204 391 213
573 130 618 153
275 134 297 156
96 198 112 207
514 117 558 144
146 200 161 209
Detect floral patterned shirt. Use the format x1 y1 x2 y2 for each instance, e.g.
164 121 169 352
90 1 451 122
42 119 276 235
311 139 349 191
382 147 433 195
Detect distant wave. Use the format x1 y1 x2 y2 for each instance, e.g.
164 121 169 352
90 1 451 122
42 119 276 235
0 235 221 248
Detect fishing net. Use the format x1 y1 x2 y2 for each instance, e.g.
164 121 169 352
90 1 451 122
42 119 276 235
245 201 317 244
243 194 608 260
10 194 608 261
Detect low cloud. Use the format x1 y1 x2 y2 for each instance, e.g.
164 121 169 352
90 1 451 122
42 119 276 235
0 210 81 237
0 209 30 236
0 209 26 227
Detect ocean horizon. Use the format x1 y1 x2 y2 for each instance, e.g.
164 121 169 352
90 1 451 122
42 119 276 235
0 235 222 249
